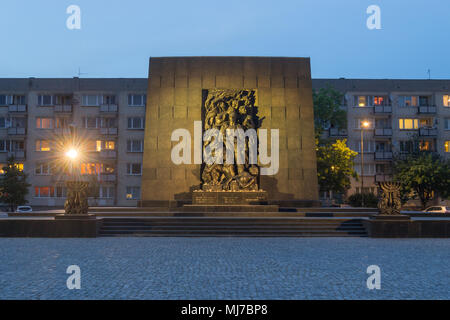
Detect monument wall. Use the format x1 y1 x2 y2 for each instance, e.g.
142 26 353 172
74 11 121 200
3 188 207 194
140 57 319 206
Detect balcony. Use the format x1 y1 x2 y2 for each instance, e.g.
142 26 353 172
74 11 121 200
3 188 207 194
54 128 71 135
100 127 118 135
375 174 393 182
8 105 27 112
100 150 117 159
374 151 393 160
7 127 26 135
100 104 118 113
374 106 392 113
329 128 348 137
99 174 116 182
418 106 436 114
374 128 392 136
419 127 438 136
8 150 25 159
54 105 73 113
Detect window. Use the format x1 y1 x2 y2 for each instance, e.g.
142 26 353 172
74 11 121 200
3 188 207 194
0 95 13 105
83 117 101 129
354 164 376 175
355 140 375 153
445 119 450 130
0 117 9 128
99 186 114 199
80 163 115 175
444 95 450 107
35 163 52 175
102 95 116 105
128 94 146 106
127 140 143 152
127 117 145 129
82 95 102 106
0 163 23 174
88 140 115 151
54 95 72 105
419 140 434 151
355 96 367 107
400 141 417 153
81 163 102 175
36 118 54 129
127 163 142 175
373 96 388 106
0 140 11 152
126 187 141 200
445 141 450 153
100 117 117 128
36 140 51 151
418 96 430 106
398 96 418 107
38 95 54 106
399 118 419 130
34 187 55 198
55 117 70 128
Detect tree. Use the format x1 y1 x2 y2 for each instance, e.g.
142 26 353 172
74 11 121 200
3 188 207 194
393 152 450 209
316 139 358 198
0 157 30 212
313 85 347 136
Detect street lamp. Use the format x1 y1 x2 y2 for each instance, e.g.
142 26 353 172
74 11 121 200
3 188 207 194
360 120 370 207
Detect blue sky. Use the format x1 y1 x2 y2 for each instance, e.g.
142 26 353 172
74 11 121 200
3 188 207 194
1 0 449 79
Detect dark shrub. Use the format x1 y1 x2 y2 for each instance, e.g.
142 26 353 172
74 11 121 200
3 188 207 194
347 192 378 208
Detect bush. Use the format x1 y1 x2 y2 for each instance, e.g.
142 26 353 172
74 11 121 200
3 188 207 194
347 192 378 208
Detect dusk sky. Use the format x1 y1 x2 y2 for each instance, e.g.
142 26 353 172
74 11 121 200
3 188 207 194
1 0 449 79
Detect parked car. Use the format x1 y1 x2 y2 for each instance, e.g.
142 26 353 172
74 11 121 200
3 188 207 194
16 206 33 213
423 206 450 214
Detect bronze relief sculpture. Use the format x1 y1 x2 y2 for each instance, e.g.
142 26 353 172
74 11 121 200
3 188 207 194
201 89 262 192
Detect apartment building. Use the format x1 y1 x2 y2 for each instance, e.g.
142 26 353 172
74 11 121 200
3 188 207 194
0 78 147 207
313 79 450 197
1 77 449 207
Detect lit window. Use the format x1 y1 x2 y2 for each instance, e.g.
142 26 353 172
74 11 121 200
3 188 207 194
445 141 450 153
96 140 102 152
35 187 55 198
373 96 387 106
357 96 366 107
126 187 141 200
36 140 51 151
444 95 450 107
104 141 115 150
36 118 54 129
399 118 419 130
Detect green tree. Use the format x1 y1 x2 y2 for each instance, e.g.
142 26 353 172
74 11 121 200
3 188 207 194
0 157 31 212
316 139 358 197
393 152 450 209
313 85 347 136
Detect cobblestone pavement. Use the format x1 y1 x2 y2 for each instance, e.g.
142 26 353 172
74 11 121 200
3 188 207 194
0 238 449 299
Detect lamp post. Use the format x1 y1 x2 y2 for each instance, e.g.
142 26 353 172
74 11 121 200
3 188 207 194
360 120 370 207
62 124 89 216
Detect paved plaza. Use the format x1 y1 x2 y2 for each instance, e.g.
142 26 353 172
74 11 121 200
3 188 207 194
0 237 449 299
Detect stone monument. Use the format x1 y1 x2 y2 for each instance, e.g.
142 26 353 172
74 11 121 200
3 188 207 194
140 57 319 208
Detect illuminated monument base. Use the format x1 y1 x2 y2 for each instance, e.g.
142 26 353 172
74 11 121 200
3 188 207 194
139 57 319 208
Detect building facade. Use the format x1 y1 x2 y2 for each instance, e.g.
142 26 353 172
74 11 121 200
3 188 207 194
313 79 450 199
0 77 449 207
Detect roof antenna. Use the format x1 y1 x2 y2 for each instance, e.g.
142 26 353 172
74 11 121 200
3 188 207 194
427 69 431 80
77 67 88 77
